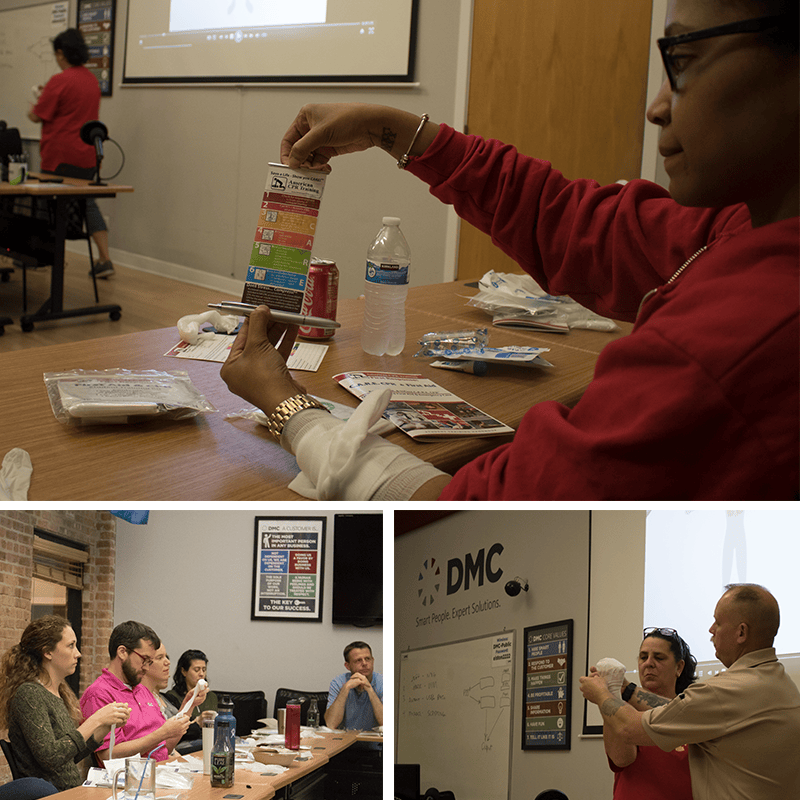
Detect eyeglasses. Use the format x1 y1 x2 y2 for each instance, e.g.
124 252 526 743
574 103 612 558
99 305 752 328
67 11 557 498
643 626 678 639
127 648 154 668
657 15 788 90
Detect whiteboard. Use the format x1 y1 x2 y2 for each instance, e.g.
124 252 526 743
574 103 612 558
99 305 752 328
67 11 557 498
398 631 515 800
0 2 71 139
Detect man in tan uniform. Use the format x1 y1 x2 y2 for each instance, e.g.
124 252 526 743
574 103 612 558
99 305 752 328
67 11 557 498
581 584 800 800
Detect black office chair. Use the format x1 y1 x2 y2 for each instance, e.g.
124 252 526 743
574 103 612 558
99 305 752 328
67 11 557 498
422 789 456 800
273 687 328 726
213 690 267 736
40 163 102 304
0 125 23 304
1 738 22 780
534 791 569 800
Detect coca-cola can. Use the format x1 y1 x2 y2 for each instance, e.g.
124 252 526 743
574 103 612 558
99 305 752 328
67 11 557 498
299 258 339 339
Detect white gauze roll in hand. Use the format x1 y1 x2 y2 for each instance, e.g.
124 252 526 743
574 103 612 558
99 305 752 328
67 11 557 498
596 658 627 700
177 678 208 718
177 311 239 345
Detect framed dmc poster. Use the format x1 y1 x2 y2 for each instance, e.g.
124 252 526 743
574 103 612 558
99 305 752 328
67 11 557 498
522 618 573 750
251 517 326 621
77 0 115 96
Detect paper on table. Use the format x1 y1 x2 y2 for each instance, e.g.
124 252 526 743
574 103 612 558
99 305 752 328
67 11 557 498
165 336 328 372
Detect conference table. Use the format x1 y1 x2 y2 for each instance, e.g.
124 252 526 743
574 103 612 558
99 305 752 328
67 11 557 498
0 173 133 331
48 730 379 800
0 280 631 500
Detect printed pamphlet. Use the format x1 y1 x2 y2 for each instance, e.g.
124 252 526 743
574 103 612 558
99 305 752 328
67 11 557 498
241 162 327 314
333 371 515 440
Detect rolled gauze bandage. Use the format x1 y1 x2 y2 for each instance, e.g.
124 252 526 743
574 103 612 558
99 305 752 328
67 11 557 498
177 678 208 717
596 657 627 700
177 311 239 345
284 388 448 501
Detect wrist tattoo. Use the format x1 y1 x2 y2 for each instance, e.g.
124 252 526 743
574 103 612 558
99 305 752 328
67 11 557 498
600 697 625 718
635 689 670 708
372 127 397 152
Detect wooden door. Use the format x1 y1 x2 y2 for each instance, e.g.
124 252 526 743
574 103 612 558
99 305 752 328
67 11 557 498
458 0 653 280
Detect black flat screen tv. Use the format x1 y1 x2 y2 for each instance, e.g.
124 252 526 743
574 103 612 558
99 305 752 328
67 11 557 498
332 513 382 626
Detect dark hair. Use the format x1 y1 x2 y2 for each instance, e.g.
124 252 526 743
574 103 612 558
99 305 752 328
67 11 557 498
643 630 697 694
172 649 208 695
343 641 372 662
0 616 82 728
52 28 89 66
725 0 800 53
108 620 160 661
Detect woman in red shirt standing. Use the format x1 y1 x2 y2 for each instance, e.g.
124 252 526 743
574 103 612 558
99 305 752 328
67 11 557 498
604 628 697 799
27 28 115 278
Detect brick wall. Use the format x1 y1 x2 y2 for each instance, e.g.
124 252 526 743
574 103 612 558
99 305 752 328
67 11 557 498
0 511 116 784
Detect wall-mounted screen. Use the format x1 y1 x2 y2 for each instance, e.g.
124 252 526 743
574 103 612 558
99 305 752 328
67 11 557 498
123 0 418 84
332 513 382 627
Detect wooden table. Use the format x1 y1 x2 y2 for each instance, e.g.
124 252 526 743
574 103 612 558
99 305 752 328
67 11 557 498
48 731 372 800
0 281 630 500
0 174 134 331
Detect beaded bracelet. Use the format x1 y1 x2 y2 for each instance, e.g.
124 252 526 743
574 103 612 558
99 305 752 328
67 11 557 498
397 113 430 169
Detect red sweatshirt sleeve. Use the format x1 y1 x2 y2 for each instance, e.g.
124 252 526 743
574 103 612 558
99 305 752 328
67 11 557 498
407 124 746 321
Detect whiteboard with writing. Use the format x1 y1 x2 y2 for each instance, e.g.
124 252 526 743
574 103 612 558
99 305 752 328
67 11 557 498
0 2 70 140
398 631 515 800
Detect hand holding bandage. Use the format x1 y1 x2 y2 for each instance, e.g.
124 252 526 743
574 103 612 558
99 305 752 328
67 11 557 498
177 678 209 718
595 658 627 700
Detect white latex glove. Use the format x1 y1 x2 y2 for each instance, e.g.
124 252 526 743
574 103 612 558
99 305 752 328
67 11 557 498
595 657 627 700
0 448 33 500
286 389 447 500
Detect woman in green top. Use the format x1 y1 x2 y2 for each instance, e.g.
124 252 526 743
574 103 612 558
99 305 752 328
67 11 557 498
0 616 131 790
164 649 218 748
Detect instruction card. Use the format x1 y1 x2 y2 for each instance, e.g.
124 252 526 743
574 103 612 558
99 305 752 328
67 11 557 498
241 162 327 314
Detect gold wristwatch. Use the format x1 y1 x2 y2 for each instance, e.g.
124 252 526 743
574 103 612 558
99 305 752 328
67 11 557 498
265 394 328 440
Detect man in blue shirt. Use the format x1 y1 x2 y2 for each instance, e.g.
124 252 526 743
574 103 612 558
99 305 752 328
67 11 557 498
325 641 383 730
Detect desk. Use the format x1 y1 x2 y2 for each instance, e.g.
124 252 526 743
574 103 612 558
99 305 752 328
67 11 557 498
48 731 370 800
0 174 133 330
0 281 630 500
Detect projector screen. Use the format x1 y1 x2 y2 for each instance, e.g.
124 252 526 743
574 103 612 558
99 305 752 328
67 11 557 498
123 0 418 84
585 509 800 733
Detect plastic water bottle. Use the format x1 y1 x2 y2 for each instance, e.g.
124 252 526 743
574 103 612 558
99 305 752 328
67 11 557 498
307 696 319 729
361 216 411 356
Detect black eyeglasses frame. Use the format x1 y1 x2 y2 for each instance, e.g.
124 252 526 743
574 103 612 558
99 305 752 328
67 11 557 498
657 15 789 90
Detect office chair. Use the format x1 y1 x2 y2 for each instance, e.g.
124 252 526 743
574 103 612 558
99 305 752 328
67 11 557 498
5 160 102 319
422 789 456 800
1 738 22 780
213 690 267 736
533 791 569 800
273 687 328 726
0 125 23 292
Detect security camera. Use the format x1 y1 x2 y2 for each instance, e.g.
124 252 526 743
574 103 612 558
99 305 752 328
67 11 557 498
504 577 529 597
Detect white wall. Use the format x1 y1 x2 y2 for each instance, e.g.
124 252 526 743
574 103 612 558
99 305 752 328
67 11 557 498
395 510 639 800
114 510 383 715
0 0 470 300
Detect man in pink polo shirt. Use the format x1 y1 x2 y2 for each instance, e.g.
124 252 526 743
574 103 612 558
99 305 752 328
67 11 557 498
80 621 205 762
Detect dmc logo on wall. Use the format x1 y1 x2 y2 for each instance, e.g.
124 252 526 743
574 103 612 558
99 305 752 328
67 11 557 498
416 543 504 608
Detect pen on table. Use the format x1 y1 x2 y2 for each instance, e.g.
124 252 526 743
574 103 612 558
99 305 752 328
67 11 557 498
207 302 340 329
430 359 488 376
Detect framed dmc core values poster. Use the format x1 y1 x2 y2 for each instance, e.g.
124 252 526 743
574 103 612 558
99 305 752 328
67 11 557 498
251 517 326 621
522 619 573 750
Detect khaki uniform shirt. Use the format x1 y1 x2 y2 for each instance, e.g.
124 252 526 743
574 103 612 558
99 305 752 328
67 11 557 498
641 648 800 800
